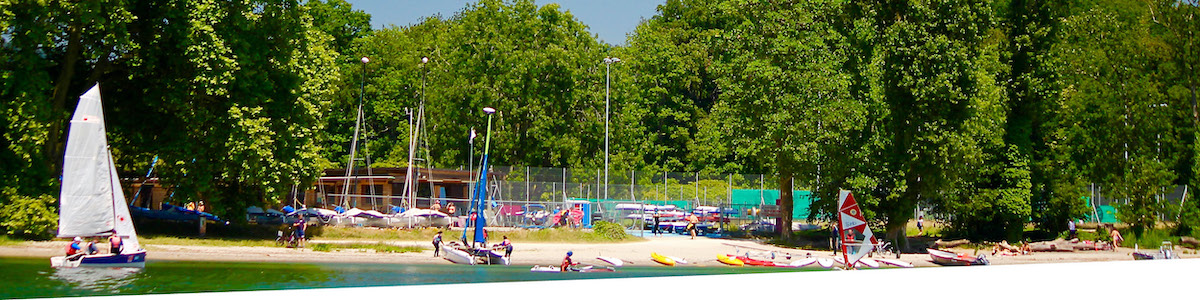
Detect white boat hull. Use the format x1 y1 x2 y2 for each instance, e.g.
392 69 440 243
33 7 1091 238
442 247 475 265
51 250 147 268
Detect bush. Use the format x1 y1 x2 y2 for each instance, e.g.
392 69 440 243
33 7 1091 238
592 221 629 240
0 189 58 240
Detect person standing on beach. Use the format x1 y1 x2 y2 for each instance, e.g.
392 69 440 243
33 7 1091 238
435 231 446 256
1110 227 1124 249
686 214 700 239
500 236 513 258
830 226 839 255
1067 219 1076 240
917 215 924 235
652 210 661 236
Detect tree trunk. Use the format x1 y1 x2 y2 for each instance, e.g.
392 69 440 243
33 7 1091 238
46 22 85 178
779 173 793 240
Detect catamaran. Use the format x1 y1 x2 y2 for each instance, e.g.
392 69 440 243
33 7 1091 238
443 107 509 266
50 84 147 268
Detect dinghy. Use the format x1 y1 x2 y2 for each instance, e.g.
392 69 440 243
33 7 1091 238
50 85 147 268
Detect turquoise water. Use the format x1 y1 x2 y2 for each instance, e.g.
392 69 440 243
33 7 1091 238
0 257 811 298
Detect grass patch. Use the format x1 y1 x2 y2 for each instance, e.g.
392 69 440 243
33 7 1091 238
141 236 277 248
0 235 24 246
310 242 425 253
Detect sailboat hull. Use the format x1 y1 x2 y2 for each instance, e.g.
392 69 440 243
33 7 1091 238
442 247 475 265
51 250 147 268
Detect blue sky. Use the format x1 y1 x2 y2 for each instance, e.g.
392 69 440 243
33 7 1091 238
343 0 665 45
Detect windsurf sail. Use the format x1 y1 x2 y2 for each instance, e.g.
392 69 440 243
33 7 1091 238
837 190 879 269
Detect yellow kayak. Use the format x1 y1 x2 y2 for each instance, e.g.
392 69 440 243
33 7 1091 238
651 252 676 266
717 254 744 266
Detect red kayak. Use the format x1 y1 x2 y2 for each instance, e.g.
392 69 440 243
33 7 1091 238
736 256 776 267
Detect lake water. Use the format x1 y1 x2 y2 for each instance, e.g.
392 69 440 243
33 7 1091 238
0 257 813 298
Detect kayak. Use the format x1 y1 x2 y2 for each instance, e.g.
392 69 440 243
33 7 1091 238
717 254 744 266
650 252 676 266
737 255 776 267
597 256 624 267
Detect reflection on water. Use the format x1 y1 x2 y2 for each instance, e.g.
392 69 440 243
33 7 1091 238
47 267 142 294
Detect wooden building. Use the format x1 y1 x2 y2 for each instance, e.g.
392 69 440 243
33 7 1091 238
127 167 504 213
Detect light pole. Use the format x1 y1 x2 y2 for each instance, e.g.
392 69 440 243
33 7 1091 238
603 57 620 202
342 56 370 208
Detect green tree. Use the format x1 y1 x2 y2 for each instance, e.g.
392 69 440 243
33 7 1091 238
2 0 341 222
707 0 859 239
1050 2 1180 237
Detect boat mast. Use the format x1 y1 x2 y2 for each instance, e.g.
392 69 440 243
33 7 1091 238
342 57 370 209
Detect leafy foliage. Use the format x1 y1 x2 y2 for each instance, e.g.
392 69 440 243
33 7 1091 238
0 188 57 240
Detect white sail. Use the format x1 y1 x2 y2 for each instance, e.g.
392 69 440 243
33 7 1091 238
109 155 140 252
58 84 117 237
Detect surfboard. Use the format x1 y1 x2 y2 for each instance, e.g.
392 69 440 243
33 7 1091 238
816 258 834 269
786 258 817 267
597 256 624 267
875 258 915 268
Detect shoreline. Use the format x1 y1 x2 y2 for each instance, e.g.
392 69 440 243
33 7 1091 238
4 234 1193 268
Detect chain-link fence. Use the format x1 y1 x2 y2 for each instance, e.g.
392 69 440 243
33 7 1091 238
1084 184 1190 224
474 166 816 235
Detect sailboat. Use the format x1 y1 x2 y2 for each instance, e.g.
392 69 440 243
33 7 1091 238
443 107 509 266
50 84 147 268
836 190 879 270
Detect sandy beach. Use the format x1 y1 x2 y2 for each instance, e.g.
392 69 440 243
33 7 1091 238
4 233 1194 268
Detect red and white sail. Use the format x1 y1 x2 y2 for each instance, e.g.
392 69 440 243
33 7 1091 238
838 190 879 268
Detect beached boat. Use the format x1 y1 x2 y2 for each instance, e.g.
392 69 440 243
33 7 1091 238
927 248 989 266
717 254 744 266
1132 242 1181 260
50 85 147 268
442 107 508 266
651 252 676 266
442 245 475 265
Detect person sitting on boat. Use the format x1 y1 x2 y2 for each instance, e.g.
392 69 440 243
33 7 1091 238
85 237 100 255
447 203 456 216
431 201 441 212
561 251 576 272
109 235 123 254
66 237 83 260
